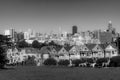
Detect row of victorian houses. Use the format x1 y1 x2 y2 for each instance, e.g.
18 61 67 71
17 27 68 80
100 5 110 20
6 43 119 64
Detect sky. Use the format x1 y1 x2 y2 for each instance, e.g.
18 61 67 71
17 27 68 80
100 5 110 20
0 0 120 34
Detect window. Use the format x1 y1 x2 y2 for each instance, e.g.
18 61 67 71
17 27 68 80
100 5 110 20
87 53 90 56
106 51 111 53
97 47 99 50
112 51 114 54
84 48 87 50
93 51 97 53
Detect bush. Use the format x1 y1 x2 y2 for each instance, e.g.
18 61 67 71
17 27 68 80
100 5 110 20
96 58 108 64
81 58 87 63
110 56 120 67
0 47 8 68
96 58 108 67
86 58 94 63
24 56 36 66
72 59 82 67
43 58 57 66
58 60 70 66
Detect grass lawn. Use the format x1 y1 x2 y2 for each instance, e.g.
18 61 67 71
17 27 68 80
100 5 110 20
0 66 120 80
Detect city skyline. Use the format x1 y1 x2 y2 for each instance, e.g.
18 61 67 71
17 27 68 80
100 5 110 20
0 0 120 34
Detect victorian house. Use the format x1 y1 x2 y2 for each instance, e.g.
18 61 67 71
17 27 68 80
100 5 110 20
105 43 118 58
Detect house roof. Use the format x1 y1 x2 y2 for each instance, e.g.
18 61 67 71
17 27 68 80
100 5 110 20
68 45 82 51
54 46 63 52
99 44 108 50
64 46 73 51
111 43 117 49
107 43 117 49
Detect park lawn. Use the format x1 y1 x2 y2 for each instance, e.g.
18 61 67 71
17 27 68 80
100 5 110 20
0 66 120 80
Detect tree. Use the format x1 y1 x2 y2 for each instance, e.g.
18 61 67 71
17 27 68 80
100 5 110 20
0 47 8 68
43 58 57 66
110 56 120 67
0 35 11 46
48 41 56 46
32 40 40 49
48 41 61 47
17 40 29 48
0 35 10 68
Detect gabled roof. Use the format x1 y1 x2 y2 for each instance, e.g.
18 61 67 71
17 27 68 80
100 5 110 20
69 45 82 51
57 46 69 55
105 43 117 49
92 44 106 51
64 46 73 51
54 46 63 52
76 45 84 51
80 44 90 51
99 44 108 50
110 43 117 49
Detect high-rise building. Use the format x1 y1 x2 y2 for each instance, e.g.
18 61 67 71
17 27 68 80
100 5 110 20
17 32 24 41
4 30 11 36
7 28 15 39
99 31 113 44
107 21 116 34
24 32 30 40
5 28 18 42
10 28 19 42
108 21 112 32
72 25 77 35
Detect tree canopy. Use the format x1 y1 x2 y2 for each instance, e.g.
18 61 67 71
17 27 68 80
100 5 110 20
17 40 29 48
32 40 41 49
0 35 10 68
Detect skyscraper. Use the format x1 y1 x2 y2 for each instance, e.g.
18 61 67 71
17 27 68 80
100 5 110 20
72 25 77 35
10 28 15 39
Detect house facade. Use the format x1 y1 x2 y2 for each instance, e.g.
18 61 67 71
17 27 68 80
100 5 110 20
92 44 105 58
105 44 118 58
21 48 41 57
6 43 119 64
57 47 69 60
69 46 81 60
79 44 93 58
6 47 23 64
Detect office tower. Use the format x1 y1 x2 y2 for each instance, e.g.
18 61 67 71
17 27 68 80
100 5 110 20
72 25 77 35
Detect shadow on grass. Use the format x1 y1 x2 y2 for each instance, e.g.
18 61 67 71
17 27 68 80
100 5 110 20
0 67 15 71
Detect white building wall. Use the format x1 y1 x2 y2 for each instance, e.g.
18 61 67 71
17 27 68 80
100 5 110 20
4 30 11 35
24 32 30 40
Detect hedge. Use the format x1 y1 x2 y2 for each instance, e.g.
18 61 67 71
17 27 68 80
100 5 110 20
24 56 36 66
95 58 109 67
43 58 57 66
86 58 94 63
96 58 108 64
110 56 120 67
58 60 70 66
72 59 84 67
